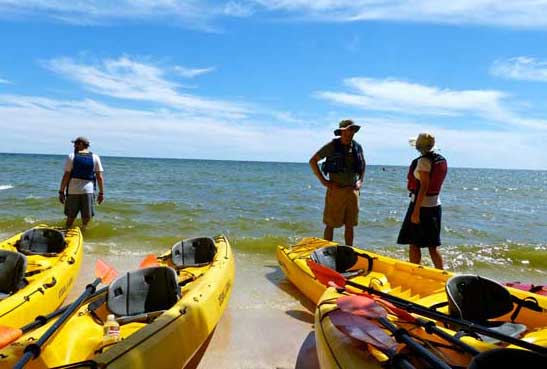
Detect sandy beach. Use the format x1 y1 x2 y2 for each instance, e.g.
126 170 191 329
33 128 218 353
67 250 319 369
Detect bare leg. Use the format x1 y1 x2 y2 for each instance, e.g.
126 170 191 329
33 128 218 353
66 217 75 227
81 217 91 232
428 246 443 270
344 224 354 246
324 225 334 241
409 244 421 264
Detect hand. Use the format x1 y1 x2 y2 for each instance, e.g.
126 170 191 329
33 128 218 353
354 179 363 190
58 192 65 204
411 209 420 224
97 192 104 204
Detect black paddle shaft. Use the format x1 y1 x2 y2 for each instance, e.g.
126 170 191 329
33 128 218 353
345 280 547 356
13 278 101 369
378 317 452 369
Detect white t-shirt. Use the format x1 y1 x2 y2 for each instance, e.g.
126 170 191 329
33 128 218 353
64 152 104 195
412 156 441 207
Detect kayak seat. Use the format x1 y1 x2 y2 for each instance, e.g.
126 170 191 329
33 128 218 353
446 274 527 344
16 228 66 256
310 246 364 278
107 266 180 317
0 250 27 295
171 237 217 268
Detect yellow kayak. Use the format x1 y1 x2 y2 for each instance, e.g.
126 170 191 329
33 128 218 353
0 234 235 369
277 237 547 369
0 225 83 328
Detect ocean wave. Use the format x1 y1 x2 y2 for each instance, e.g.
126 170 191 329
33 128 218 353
0 185 13 191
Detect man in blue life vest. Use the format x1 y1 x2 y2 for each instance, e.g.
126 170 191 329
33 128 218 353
309 120 366 246
58 136 105 229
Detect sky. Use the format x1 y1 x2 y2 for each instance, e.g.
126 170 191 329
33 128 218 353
0 1 546 170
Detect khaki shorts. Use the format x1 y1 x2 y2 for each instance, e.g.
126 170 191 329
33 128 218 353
323 185 360 228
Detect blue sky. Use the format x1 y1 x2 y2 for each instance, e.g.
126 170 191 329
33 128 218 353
0 1 546 169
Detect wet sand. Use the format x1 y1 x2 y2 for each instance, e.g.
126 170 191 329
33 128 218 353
67 250 319 369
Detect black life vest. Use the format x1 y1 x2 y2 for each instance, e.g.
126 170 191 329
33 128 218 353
70 152 95 181
407 152 447 196
321 139 365 175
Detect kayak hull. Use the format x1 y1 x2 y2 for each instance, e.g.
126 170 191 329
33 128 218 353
0 234 234 369
0 225 83 328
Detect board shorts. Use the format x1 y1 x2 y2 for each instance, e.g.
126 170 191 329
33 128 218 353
397 201 442 248
323 185 360 228
64 193 95 219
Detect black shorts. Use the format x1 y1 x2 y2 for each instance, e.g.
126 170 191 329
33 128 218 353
397 202 442 248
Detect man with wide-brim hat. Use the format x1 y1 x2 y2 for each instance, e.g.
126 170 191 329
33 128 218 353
58 136 105 229
309 119 366 245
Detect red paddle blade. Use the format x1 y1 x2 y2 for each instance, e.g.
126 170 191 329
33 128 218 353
337 295 388 319
95 259 118 284
375 299 417 323
0 326 23 349
307 260 347 287
139 254 160 268
329 310 397 352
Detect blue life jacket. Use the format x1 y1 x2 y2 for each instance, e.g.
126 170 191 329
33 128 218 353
321 139 365 175
70 152 95 181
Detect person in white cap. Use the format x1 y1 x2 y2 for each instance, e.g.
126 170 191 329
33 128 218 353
397 132 447 269
309 119 366 245
58 136 105 229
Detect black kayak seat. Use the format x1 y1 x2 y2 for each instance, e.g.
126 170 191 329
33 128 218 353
310 245 362 278
0 250 27 296
468 348 547 369
445 274 527 344
16 228 66 256
107 266 180 317
171 237 217 268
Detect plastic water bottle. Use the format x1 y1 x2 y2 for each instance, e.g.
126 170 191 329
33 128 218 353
102 314 120 345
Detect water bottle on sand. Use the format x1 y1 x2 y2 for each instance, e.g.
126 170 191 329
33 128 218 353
103 314 120 346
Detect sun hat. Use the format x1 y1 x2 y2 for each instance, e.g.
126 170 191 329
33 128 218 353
409 132 435 152
71 136 90 145
334 119 361 136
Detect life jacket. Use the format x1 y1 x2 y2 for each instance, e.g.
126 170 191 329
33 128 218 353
407 152 447 196
321 139 365 175
70 152 95 181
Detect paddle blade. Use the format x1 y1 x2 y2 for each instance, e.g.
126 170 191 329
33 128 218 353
0 326 22 349
95 259 118 284
329 310 397 352
139 254 160 268
376 299 417 323
307 260 347 287
337 295 388 319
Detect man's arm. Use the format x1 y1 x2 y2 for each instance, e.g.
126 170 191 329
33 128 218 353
355 156 366 190
58 172 71 204
96 171 104 204
309 153 329 187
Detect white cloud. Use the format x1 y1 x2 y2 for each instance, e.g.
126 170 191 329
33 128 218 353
0 77 10 84
44 56 248 118
3 0 547 29
251 0 547 28
0 94 545 169
491 57 547 82
316 77 547 130
173 65 216 78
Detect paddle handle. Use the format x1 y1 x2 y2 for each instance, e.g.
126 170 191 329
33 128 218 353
416 317 480 356
13 278 101 369
378 317 452 369
346 280 547 356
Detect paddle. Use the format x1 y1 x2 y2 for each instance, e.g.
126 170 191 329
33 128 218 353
339 294 480 356
13 259 118 369
139 254 160 268
307 260 547 356
336 295 452 369
327 310 417 369
0 286 109 349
